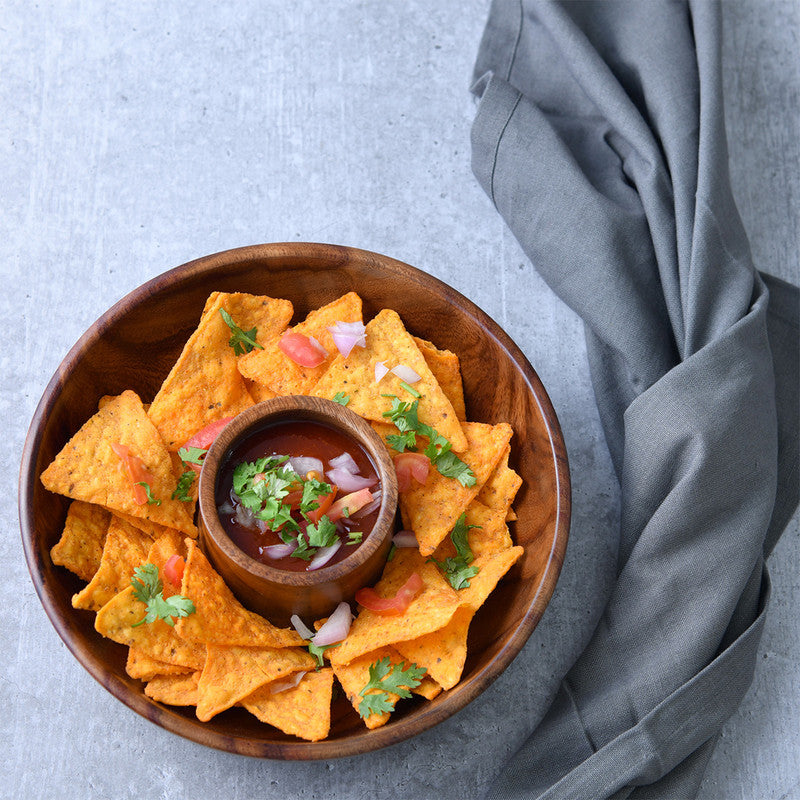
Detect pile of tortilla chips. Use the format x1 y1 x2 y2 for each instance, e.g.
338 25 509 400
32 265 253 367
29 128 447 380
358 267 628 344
41 291 523 740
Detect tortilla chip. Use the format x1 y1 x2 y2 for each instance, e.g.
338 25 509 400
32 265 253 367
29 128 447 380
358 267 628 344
126 647 193 681
476 446 522 519
50 501 112 582
242 668 334 741
72 516 150 611
432 500 513 563
400 421 513 556
311 309 467 452
238 292 363 396
147 293 292 449
394 546 523 688
196 643 315 721
244 379 277 404
412 336 466 422
329 548 460 666
40 390 197 536
94 586 206 670
175 539 303 648
145 672 201 706
110 512 183 541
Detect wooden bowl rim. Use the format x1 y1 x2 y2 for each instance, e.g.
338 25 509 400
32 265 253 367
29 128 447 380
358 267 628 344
19 241 571 759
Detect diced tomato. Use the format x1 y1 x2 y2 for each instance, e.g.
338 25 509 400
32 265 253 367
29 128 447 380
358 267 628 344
282 489 304 508
355 572 424 616
111 442 155 506
393 452 430 493
278 332 327 368
327 487 374 522
181 417 234 472
163 554 185 587
306 485 338 524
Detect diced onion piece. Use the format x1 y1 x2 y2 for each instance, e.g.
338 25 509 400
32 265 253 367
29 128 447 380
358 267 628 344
392 530 418 548
390 364 422 383
290 614 316 641
328 452 360 474
326 467 376 493
289 456 325 477
312 601 353 646
235 502 259 529
374 360 389 383
327 321 367 358
307 540 342 571
270 671 307 695
218 501 235 515
261 542 295 559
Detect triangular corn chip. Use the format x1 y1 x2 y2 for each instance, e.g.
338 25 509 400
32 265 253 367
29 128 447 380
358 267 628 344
147 292 292 449
476 446 522 519
40 390 197 536
311 309 467 452
175 539 303 648
145 671 201 706
50 501 111 582
412 336 467 422
126 647 193 681
238 292 362 396
242 668 335 741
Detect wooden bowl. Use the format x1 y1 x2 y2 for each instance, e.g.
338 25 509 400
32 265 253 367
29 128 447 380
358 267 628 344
197 396 398 626
19 242 570 759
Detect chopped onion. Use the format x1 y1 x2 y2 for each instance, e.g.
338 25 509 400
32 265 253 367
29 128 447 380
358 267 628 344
313 601 353 646
329 452 359 474
351 490 381 519
234 502 259 529
270 670 307 695
218 501 235 515
289 455 325 477
392 530 419 548
374 360 389 383
290 614 316 641
307 540 342 571
326 467 376 492
261 542 295 559
308 336 328 358
327 321 367 358
391 364 422 383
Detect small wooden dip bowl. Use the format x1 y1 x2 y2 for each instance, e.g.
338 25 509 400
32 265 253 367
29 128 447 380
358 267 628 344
198 396 398 627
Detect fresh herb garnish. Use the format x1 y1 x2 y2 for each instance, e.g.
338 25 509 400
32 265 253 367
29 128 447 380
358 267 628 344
136 481 161 506
178 445 207 466
232 456 299 533
290 535 315 561
399 380 421 398
332 391 351 406
357 657 426 718
308 641 338 668
219 308 264 356
171 470 196 502
382 395 476 486
300 476 332 514
306 516 338 548
347 530 363 545
428 513 480 590
130 563 195 627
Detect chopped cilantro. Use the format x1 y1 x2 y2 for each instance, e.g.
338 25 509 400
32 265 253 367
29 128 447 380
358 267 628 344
399 380 421 398
299 476 332 515
136 481 161 506
308 641 338 669
382 395 476 486
171 470 195 502
290 535 314 561
130 563 195 627
357 657 426 718
219 308 264 356
428 513 480 590
232 456 299 533
306 516 338 548
332 392 350 406
346 530 363 545
178 445 207 466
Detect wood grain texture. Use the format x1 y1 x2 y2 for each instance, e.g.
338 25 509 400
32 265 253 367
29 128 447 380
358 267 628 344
19 243 570 758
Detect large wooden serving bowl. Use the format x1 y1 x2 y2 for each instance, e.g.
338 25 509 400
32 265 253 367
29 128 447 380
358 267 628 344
19 243 570 759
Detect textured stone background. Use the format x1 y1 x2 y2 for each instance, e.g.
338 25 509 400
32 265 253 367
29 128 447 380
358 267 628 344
2 2 797 798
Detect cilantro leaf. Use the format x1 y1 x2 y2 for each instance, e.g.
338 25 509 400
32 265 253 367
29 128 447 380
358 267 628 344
290 535 314 561
232 456 299 532
386 431 418 453
299 477 332 514
346 530 363 545
136 482 161 506
308 641 338 668
178 445 207 466
130 563 195 627
428 513 481 590
332 392 350 406
399 380 421 398
219 308 264 356
172 470 195 502
357 657 427 718
306 516 338 548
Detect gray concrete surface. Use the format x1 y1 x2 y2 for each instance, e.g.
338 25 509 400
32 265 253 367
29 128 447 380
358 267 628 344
2 2 797 799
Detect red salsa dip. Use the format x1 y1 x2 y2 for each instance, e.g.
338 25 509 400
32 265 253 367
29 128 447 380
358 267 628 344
215 419 382 572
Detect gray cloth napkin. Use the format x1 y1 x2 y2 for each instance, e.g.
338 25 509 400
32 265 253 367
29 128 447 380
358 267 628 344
469 1 799 798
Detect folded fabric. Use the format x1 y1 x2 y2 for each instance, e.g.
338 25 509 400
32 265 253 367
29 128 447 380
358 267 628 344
470 1 799 798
